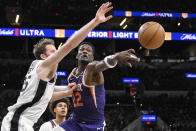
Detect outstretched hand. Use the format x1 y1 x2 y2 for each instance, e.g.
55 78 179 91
115 49 140 68
95 2 113 24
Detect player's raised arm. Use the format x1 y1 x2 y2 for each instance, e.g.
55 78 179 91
83 48 140 86
37 2 113 81
87 49 140 73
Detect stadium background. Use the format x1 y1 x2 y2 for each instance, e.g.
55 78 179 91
0 0 196 130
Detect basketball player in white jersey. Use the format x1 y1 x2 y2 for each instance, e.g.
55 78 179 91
39 98 70 131
1 2 113 131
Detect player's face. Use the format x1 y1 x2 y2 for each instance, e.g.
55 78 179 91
41 44 57 59
54 102 68 117
77 44 94 62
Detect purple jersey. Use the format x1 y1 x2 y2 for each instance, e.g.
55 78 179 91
68 68 105 123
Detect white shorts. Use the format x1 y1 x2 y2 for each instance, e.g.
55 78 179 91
1 112 34 131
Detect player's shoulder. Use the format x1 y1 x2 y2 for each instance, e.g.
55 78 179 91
87 61 99 68
89 60 99 64
29 60 43 69
32 59 43 64
68 67 77 78
27 60 43 74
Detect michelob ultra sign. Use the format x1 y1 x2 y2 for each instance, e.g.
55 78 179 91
0 28 196 41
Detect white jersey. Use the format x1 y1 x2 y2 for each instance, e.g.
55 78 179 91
39 120 58 131
8 60 57 124
39 121 53 131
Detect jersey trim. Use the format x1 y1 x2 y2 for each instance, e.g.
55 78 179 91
67 68 78 83
89 86 97 108
81 69 94 88
10 80 47 131
50 120 57 128
82 70 97 108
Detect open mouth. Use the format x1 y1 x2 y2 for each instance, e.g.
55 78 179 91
81 54 88 58
61 111 66 113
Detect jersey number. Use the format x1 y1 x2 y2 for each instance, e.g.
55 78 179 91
21 75 31 92
72 92 84 107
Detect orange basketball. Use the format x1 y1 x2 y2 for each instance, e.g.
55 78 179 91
138 21 165 49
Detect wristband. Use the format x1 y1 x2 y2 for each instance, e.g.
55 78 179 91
104 55 118 68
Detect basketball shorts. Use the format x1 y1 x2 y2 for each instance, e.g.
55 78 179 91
53 116 105 131
1 112 34 131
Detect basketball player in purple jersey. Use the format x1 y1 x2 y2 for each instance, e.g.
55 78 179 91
53 42 140 131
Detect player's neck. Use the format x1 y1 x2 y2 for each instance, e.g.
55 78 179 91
77 60 88 75
54 117 66 125
75 66 85 76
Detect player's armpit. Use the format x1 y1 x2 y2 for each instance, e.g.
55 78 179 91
84 62 105 86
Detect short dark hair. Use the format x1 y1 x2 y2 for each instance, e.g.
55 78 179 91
78 42 95 54
33 38 55 60
49 98 70 117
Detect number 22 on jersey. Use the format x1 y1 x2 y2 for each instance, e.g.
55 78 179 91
72 92 84 107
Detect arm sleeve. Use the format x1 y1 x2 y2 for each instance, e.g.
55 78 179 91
39 122 53 131
54 85 68 92
54 85 71 97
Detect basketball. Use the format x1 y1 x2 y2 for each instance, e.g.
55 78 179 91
138 21 165 49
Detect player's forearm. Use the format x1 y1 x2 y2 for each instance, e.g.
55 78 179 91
66 18 100 49
42 18 100 68
87 54 118 73
50 90 72 102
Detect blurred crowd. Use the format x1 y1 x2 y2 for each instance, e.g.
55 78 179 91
141 93 196 131
0 87 196 131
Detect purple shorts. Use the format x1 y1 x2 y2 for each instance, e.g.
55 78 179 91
59 116 105 131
